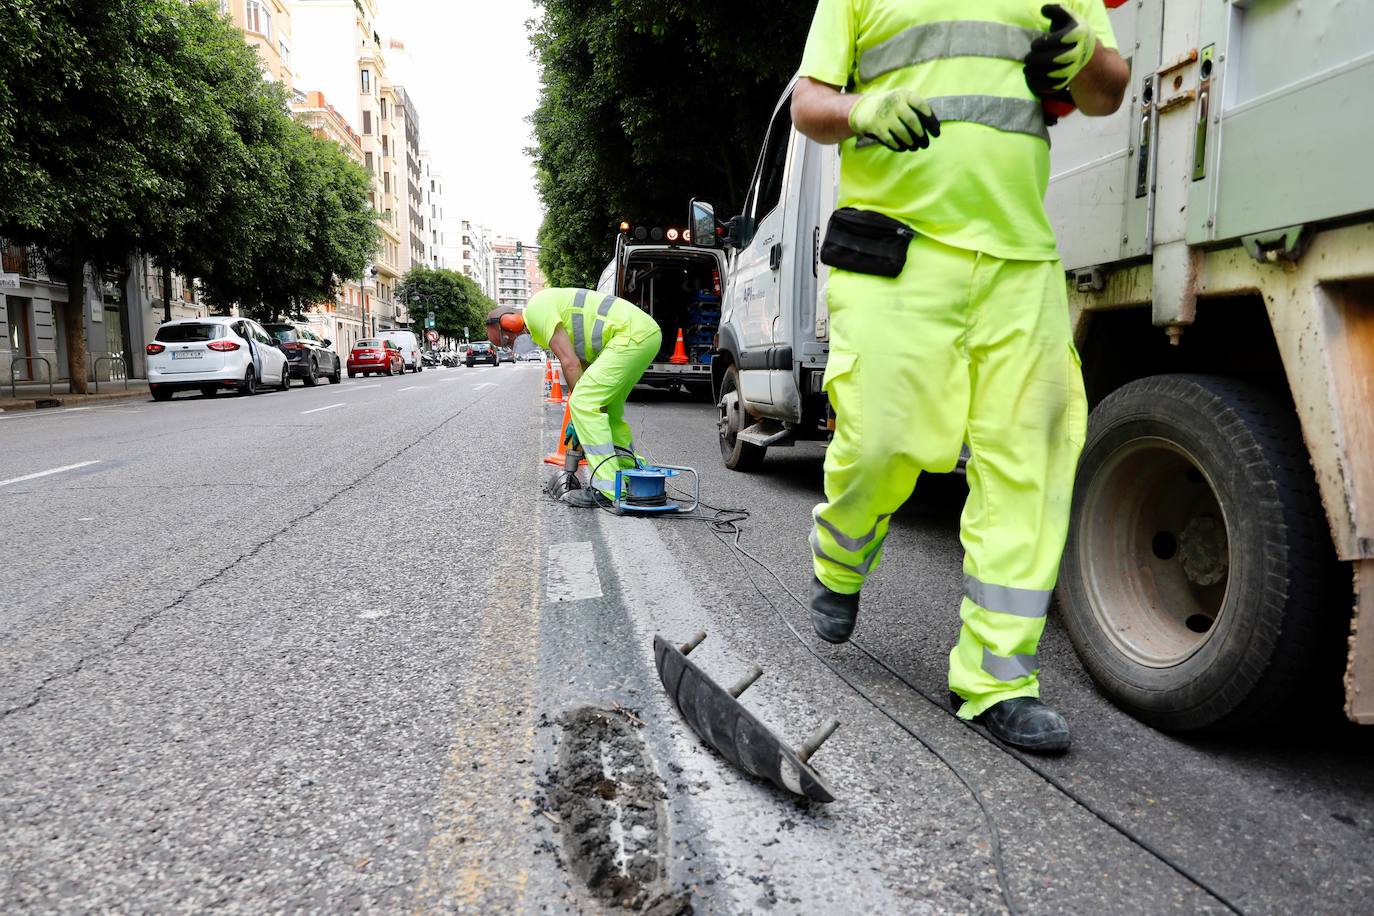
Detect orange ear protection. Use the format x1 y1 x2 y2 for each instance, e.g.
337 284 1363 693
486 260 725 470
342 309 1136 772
499 312 525 333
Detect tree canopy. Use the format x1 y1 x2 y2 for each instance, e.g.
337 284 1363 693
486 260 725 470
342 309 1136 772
529 1 814 287
396 266 494 343
0 0 379 388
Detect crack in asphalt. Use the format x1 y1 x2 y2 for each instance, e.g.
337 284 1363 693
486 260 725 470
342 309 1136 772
0 388 497 720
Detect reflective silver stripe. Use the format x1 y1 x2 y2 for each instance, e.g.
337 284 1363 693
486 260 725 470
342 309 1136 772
855 95 1049 146
982 648 1040 683
589 295 614 355
810 529 881 577
582 442 616 456
570 290 589 358
964 574 1050 619
813 511 890 554
859 20 1037 83
571 311 586 359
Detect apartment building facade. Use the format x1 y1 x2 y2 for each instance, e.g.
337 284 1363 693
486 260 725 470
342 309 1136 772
291 0 402 331
492 240 544 312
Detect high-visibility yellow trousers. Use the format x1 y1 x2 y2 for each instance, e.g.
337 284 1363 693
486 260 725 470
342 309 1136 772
811 234 1087 719
569 327 662 497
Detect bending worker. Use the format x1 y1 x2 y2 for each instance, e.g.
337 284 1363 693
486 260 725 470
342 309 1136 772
793 0 1128 751
487 288 661 507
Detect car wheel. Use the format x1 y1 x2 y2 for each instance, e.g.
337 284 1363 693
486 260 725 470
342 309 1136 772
241 366 258 396
200 386 217 398
717 364 766 471
385 363 394 377
348 370 356 379
330 361 342 384
1058 374 1342 732
278 364 290 391
304 358 319 387
151 385 173 402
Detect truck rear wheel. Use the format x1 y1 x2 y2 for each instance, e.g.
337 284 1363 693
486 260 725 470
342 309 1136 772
717 364 766 471
1058 374 1338 732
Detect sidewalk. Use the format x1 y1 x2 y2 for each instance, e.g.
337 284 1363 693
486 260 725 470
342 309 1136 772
0 379 150 412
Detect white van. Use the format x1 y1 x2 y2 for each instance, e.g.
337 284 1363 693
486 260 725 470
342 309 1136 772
378 329 423 373
687 79 836 469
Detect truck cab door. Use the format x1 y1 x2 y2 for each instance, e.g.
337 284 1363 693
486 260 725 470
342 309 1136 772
729 94 795 405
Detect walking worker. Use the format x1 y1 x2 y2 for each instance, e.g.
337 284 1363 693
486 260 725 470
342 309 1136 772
488 288 661 507
792 0 1129 751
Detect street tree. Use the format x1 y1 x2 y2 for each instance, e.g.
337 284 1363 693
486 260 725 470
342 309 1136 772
529 0 813 287
199 121 378 323
0 0 378 391
396 266 494 343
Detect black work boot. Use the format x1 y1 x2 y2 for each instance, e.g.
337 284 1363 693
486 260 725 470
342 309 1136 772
562 488 613 509
810 577 860 644
971 696 1071 754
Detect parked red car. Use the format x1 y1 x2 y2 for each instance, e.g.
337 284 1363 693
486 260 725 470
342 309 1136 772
347 339 404 378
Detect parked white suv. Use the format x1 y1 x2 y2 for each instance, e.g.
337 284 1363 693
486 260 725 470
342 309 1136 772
146 317 290 401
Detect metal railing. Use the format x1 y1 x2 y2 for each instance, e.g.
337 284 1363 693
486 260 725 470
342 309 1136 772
93 355 129 392
10 356 54 398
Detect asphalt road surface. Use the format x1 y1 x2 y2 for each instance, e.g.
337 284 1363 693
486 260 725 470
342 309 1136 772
2 361 1371 914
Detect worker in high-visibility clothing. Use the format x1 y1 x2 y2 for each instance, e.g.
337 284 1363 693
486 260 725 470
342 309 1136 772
793 0 1129 751
488 288 661 507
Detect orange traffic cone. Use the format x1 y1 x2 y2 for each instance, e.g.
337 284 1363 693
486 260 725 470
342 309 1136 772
544 401 586 467
668 328 689 365
547 362 566 403
543 362 559 402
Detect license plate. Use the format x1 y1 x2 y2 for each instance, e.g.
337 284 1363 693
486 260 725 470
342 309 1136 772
171 350 203 360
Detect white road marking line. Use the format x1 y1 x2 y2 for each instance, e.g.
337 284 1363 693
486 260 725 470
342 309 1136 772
300 403 345 415
60 407 93 413
439 377 462 382
0 460 101 488
545 541 603 602
400 385 421 391
339 383 382 392
472 382 498 391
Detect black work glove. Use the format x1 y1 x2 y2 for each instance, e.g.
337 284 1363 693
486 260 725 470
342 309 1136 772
1024 3 1099 95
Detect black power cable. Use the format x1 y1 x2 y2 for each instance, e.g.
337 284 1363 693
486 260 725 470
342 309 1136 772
714 509 1245 916
555 428 1242 914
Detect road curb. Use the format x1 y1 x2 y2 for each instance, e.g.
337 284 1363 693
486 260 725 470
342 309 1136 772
0 389 150 412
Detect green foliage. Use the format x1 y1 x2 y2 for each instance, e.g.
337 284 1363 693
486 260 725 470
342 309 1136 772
529 1 814 287
396 266 494 342
0 0 380 375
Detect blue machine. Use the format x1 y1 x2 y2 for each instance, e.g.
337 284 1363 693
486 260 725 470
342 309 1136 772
612 464 699 514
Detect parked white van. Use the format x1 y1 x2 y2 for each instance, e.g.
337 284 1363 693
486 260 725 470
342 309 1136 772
378 329 423 373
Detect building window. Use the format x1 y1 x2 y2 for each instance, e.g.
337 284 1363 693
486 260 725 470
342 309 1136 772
278 39 290 72
364 151 373 172
245 1 272 40
361 69 371 94
380 99 387 120
362 110 372 134
384 172 390 193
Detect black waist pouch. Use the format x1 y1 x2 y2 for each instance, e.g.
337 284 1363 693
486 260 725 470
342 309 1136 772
820 207 916 278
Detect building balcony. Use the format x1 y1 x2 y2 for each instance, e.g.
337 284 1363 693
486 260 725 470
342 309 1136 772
1 240 48 280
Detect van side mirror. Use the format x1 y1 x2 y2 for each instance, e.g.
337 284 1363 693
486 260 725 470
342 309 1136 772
689 198 717 248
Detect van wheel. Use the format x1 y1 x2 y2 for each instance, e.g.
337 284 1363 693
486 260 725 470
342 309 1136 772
717 364 766 471
151 386 173 402
1057 374 1340 732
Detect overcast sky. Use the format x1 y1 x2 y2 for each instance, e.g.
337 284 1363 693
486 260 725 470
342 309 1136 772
378 0 545 242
